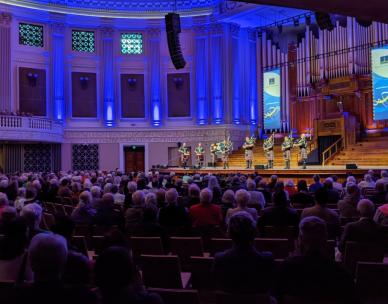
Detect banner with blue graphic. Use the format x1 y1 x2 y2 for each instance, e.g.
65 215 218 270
372 45 388 121
263 68 281 130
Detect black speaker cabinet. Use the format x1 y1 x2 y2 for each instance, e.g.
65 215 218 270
255 164 267 170
165 13 186 69
346 163 358 169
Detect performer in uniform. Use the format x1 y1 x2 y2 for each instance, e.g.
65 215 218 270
243 136 255 169
195 142 205 168
263 133 275 169
220 138 232 169
294 133 308 169
281 135 293 169
210 142 218 167
178 142 190 169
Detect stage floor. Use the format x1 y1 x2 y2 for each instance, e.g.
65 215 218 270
158 165 386 182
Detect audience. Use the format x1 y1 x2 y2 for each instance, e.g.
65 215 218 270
125 190 145 232
308 174 323 193
225 189 258 225
20 203 47 240
274 216 356 303
213 212 274 294
290 180 314 207
71 191 96 225
338 183 361 218
339 199 386 253
374 200 388 225
246 180 265 210
189 188 223 228
158 188 188 230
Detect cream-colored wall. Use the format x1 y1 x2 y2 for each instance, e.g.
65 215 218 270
99 143 120 171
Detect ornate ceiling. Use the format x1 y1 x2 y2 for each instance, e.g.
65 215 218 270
0 0 222 18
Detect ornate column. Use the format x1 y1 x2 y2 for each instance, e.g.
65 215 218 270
194 25 209 125
51 22 65 122
0 13 12 112
210 23 224 124
101 27 115 127
148 28 162 126
231 23 241 125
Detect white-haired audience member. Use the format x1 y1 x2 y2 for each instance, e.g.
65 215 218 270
0 192 9 219
337 183 360 218
145 192 157 206
158 188 188 229
358 174 376 191
90 186 102 209
125 181 137 207
110 184 125 205
20 203 47 239
247 180 265 210
125 190 145 231
189 188 222 228
71 191 96 225
225 189 258 225
14 188 27 212
339 199 385 253
376 170 388 188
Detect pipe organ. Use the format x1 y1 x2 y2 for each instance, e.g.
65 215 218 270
296 18 388 97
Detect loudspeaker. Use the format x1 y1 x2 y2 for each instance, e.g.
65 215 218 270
346 163 358 169
315 12 334 31
208 162 214 167
356 18 372 27
255 164 267 170
165 13 186 70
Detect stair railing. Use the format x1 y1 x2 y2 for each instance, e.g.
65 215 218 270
322 137 344 166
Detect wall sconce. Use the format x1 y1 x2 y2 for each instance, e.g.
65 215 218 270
127 77 137 88
80 76 89 89
173 77 183 89
27 72 38 86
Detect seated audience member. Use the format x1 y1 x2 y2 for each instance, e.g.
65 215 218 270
20 203 47 240
186 183 200 207
376 170 388 189
267 175 278 192
111 184 125 206
225 189 258 225
274 216 356 303
155 188 166 208
301 187 340 238
290 180 314 208
93 193 124 229
0 192 9 219
189 188 223 228
284 180 297 197
308 174 323 193
257 180 272 205
90 186 102 210
14 187 27 212
71 191 96 225
338 183 361 218
71 182 82 205
125 190 145 232
94 247 162 304
145 192 157 206
51 216 82 253
358 174 376 191
213 212 274 294
323 178 340 205
0 206 17 233
208 175 222 204
257 190 299 231
24 186 41 205
331 175 343 192
374 200 388 225
124 181 137 208
370 181 387 205
58 178 72 198
247 180 265 210
158 188 188 230
0 218 32 282
221 189 235 209
14 233 96 304
339 199 386 253
63 250 92 289
132 203 166 237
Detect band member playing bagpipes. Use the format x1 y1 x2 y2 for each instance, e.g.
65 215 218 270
294 133 308 169
263 133 275 169
281 133 293 169
220 137 233 169
243 136 255 169
210 142 218 167
178 142 190 169
195 142 205 168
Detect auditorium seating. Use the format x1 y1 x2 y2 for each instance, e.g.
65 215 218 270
215 291 273 304
148 288 200 304
130 236 164 257
355 262 388 303
170 237 205 266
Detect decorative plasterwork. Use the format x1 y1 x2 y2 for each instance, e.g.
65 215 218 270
0 0 219 19
64 125 247 144
0 12 11 27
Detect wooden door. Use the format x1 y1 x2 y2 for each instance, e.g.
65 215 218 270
124 146 145 173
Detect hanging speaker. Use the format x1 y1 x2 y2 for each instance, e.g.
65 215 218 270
315 12 334 31
165 13 186 70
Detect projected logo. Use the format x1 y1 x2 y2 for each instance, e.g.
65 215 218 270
263 69 281 129
372 46 388 121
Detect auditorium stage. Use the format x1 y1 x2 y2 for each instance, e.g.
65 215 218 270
158 166 386 182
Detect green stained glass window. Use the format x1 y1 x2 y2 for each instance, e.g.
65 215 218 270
121 33 143 55
72 30 95 53
19 23 44 47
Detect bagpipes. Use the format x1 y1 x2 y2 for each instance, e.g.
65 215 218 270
243 135 256 149
263 132 275 152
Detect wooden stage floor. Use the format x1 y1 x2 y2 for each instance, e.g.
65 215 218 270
158 165 386 182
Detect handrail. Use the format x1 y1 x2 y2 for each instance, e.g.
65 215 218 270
322 137 344 166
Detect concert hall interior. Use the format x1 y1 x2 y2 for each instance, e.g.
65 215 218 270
0 0 388 303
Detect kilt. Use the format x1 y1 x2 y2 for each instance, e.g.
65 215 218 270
300 148 307 160
196 155 204 163
265 150 274 161
245 149 253 161
222 153 229 162
211 153 216 163
283 149 291 161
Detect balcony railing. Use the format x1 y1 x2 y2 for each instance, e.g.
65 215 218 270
0 115 63 142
